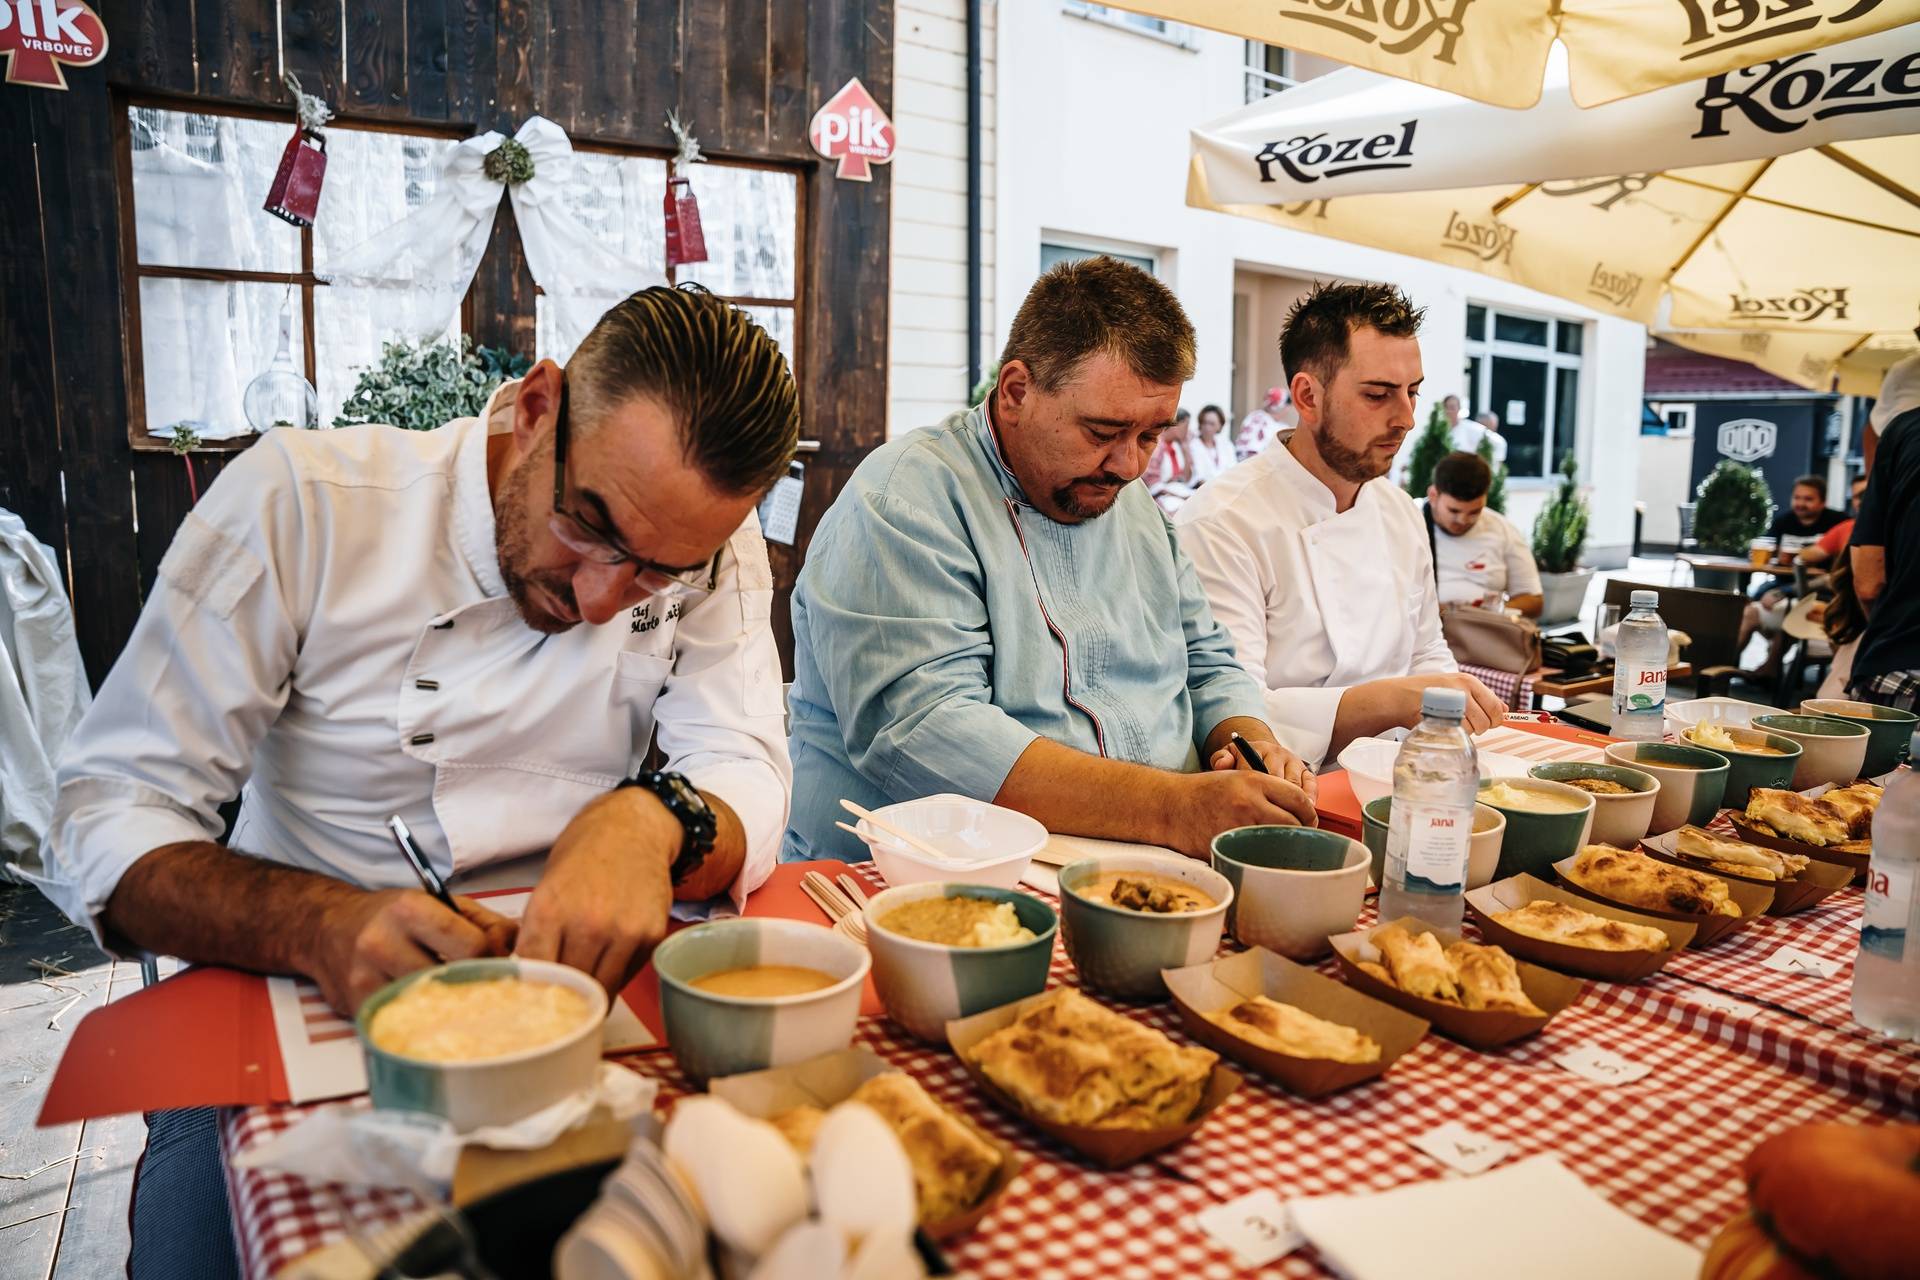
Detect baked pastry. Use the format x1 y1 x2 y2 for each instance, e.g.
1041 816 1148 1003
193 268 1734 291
1356 960 1392 985
1203 996 1381 1064
1489 899 1670 953
848 1072 1001 1225
964 988 1216 1130
1820 783 1881 839
770 1104 826 1153
1746 789 1850 847
1373 924 1460 1002
1566 845 1741 917
1443 941 1546 1016
1673 826 1808 881
1742 1122 1920 1280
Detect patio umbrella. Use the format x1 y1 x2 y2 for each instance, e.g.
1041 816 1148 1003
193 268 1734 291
1658 325 1918 395
1112 0 1918 107
1187 27 1920 339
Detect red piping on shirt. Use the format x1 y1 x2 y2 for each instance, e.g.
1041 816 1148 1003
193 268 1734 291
1002 496 1108 758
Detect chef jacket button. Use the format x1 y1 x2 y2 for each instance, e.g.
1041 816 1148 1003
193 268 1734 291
415 679 440 691
410 733 435 746
432 619 455 630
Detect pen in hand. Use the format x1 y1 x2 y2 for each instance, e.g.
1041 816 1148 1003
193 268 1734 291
1229 732 1269 775
387 814 457 911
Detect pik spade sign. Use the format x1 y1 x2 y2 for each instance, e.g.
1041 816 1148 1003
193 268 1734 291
1 0 108 89
809 77 895 182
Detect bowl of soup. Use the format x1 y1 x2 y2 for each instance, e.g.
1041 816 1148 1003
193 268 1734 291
1752 713 1870 790
1058 853 1232 1000
1603 741 1730 835
652 918 870 1084
1678 723 1802 807
1208 827 1368 964
1474 778 1597 880
1798 699 1917 777
1361 798 1506 891
861 882 1058 1042
356 957 608 1131
1526 762 1660 848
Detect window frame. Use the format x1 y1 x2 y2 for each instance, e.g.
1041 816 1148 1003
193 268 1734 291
1062 2 1199 49
1461 301 1586 481
1244 41 1297 102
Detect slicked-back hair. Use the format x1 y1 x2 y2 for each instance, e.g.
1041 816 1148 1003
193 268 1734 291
566 284 800 495
1280 280 1425 386
1432 451 1493 501
1000 256 1196 394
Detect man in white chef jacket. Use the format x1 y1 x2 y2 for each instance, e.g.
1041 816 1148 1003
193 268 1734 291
1175 281 1504 769
30 285 796 1017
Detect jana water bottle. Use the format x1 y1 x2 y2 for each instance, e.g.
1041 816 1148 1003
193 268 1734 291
1380 688 1480 931
1611 590 1669 741
1853 732 1920 1040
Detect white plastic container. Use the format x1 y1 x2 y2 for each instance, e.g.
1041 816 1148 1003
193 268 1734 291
856 794 1048 889
1337 736 1532 808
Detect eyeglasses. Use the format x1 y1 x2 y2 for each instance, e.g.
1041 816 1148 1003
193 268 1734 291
548 375 715 602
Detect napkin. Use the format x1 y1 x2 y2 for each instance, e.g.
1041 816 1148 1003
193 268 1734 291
232 1061 658 1189
1287 1155 1699 1280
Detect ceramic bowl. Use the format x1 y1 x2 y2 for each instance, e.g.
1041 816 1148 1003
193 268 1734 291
356 957 607 1131
1602 741 1730 834
652 919 869 1085
1752 714 1871 789
1209 827 1369 962
1057 854 1232 1000
1798 699 1918 777
861 882 1058 1042
855 793 1049 890
1676 726 1802 808
1336 735 1530 807
1360 798 1506 890
1525 762 1660 848
1474 778 1596 880
1664 697 1775 737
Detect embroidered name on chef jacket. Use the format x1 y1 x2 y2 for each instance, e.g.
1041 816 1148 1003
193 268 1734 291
632 601 684 634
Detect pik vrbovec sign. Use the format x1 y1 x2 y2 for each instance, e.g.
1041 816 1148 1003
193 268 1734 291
1 0 108 89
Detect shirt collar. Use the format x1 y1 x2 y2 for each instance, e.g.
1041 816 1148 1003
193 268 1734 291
971 399 1033 507
450 378 519 600
1268 427 1388 520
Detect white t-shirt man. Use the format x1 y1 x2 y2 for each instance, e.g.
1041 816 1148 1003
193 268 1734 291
1432 507 1541 610
1450 417 1508 465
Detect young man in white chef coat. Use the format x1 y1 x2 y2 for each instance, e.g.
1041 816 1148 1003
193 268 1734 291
30 285 796 1015
1427 451 1543 618
1174 281 1504 769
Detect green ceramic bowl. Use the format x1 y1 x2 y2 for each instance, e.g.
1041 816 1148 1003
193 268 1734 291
356 957 607 1131
1526 762 1660 847
1209 827 1368 962
653 918 870 1085
1475 778 1596 880
1059 853 1232 1000
1603 741 1730 834
1753 713 1870 789
1361 798 1506 890
1675 726 1801 808
1799 699 1917 777
862 882 1058 1042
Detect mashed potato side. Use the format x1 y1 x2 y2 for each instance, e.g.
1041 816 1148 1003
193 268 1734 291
367 976 593 1063
878 896 1036 947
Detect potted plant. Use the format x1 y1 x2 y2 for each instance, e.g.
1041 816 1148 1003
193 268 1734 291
1401 402 1453 499
1476 436 1508 515
1690 460 1775 590
1531 452 1592 623
332 336 532 431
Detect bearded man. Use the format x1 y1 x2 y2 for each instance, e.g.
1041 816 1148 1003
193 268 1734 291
1175 281 1503 769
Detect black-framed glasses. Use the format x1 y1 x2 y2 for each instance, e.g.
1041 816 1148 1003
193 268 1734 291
547 375 715 601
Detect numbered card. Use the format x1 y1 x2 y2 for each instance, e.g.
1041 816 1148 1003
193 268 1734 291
1553 1043 1652 1085
1762 945 1842 979
1194 1189 1303 1268
1689 989 1765 1020
1410 1121 1512 1175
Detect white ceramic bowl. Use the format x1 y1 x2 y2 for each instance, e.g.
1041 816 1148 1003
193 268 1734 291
857 794 1048 889
1336 736 1533 807
862 882 1058 1041
1664 696 1777 737
1209 827 1368 962
1058 854 1232 999
1753 714 1871 789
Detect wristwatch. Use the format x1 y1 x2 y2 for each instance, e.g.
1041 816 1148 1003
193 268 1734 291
617 770 716 883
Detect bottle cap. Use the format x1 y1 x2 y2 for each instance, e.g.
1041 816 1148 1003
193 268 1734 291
1422 687 1468 719
1630 590 1659 609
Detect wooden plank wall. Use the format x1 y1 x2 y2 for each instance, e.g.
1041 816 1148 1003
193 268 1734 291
1 0 895 685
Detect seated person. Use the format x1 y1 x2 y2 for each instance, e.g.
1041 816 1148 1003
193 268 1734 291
1189 404 1240 486
1174 282 1503 769
29 286 797 1015
1450 409 1508 467
783 257 1316 863
1796 475 1866 574
1144 407 1195 513
1739 473 1851 677
1425 451 1542 618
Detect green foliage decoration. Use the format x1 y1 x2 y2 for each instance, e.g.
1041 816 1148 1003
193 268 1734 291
1531 452 1591 574
1402 403 1453 499
1477 436 1508 515
1692 460 1776 555
332 337 532 431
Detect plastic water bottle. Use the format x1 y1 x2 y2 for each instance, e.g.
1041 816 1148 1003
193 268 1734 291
1611 590 1669 741
1853 735 1920 1040
1381 688 1480 931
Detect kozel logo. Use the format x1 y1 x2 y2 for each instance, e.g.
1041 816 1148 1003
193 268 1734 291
1678 0 1895 66
1730 287 1851 323
1694 46 1920 138
1253 120 1417 185
1280 0 1478 66
1587 263 1643 310
1440 210 1515 263
1539 174 1653 212
1718 418 1779 464
0 0 108 88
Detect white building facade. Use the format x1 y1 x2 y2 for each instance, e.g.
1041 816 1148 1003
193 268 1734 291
888 1 1647 565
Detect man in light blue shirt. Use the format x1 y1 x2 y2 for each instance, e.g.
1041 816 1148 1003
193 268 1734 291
783 257 1317 863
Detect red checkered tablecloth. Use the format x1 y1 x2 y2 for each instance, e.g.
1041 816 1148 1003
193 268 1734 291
223 865 1920 1279
1458 662 1537 712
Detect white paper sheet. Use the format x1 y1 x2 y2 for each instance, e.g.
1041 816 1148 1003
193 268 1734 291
1472 725 1606 764
1033 833 1186 869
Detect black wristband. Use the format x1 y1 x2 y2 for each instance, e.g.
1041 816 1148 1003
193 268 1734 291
616 770 716 883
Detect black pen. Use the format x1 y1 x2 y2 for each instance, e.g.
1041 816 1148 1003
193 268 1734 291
387 814 457 911
1229 732 1270 775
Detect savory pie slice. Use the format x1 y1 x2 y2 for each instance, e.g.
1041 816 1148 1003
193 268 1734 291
1566 845 1741 917
849 1072 1002 1225
1747 789 1849 847
1373 925 1461 1003
1203 995 1382 1064
1356 960 1392 985
1673 826 1807 880
965 988 1216 1131
1489 899 1670 953
1820 783 1882 839
1443 941 1546 1016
